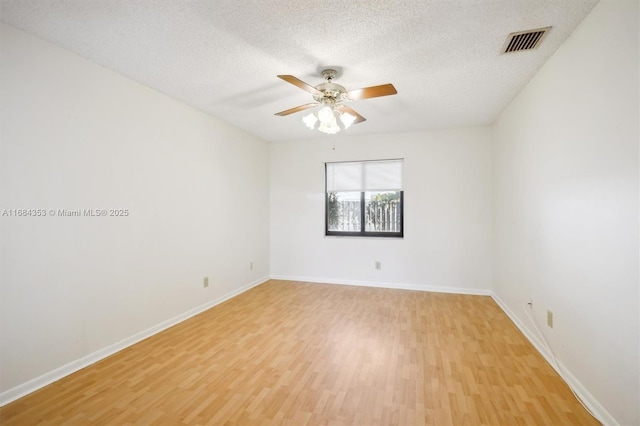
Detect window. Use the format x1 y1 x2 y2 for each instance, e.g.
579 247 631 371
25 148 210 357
325 159 404 237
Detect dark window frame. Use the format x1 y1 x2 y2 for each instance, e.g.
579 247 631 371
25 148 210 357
324 162 404 238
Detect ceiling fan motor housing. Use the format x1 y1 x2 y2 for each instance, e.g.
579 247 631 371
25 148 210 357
313 81 348 103
312 68 348 104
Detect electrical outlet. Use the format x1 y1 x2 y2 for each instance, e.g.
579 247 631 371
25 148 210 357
250 262 253 270
547 310 553 328
203 277 209 288
375 261 381 270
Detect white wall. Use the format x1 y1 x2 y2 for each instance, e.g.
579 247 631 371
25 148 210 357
2 1 638 422
270 128 493 293
492 0 639 424
0 23 270 396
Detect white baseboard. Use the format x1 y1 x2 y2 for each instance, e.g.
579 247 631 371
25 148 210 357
270 274 491 296
0 276 270 407
490 292 618 426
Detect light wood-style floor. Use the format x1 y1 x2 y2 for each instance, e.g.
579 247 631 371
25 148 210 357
1 280 599 425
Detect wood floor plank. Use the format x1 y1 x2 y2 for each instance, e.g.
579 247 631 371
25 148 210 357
0 280 600 425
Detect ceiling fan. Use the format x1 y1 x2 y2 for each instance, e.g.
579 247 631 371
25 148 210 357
274 69 397 135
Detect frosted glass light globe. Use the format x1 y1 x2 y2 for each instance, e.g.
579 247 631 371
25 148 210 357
302 113 318 129
340 112 356 129
317 106 334 123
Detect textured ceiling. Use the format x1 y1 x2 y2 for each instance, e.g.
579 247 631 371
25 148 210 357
0 0 598 142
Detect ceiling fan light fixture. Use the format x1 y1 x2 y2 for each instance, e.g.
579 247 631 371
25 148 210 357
317 106 334 124
303 104 344 134
318 117 340 135
340 111 356 129
302 113 318 129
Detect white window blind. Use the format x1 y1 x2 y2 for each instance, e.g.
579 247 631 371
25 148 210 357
326 159 403 192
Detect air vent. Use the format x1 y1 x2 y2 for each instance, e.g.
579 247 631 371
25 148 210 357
502 27 551 53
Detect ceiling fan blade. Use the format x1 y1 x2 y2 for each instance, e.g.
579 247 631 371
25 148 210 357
277 75 323 96
274 103 318 116
347 83 397 101
336 105 366 124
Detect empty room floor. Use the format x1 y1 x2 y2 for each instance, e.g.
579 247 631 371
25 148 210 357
0 280 598 425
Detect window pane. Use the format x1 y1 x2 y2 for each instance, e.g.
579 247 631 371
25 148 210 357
327 192 361 232
365 191 402 232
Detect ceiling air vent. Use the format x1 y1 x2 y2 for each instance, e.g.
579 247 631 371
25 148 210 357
502 27 551 53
